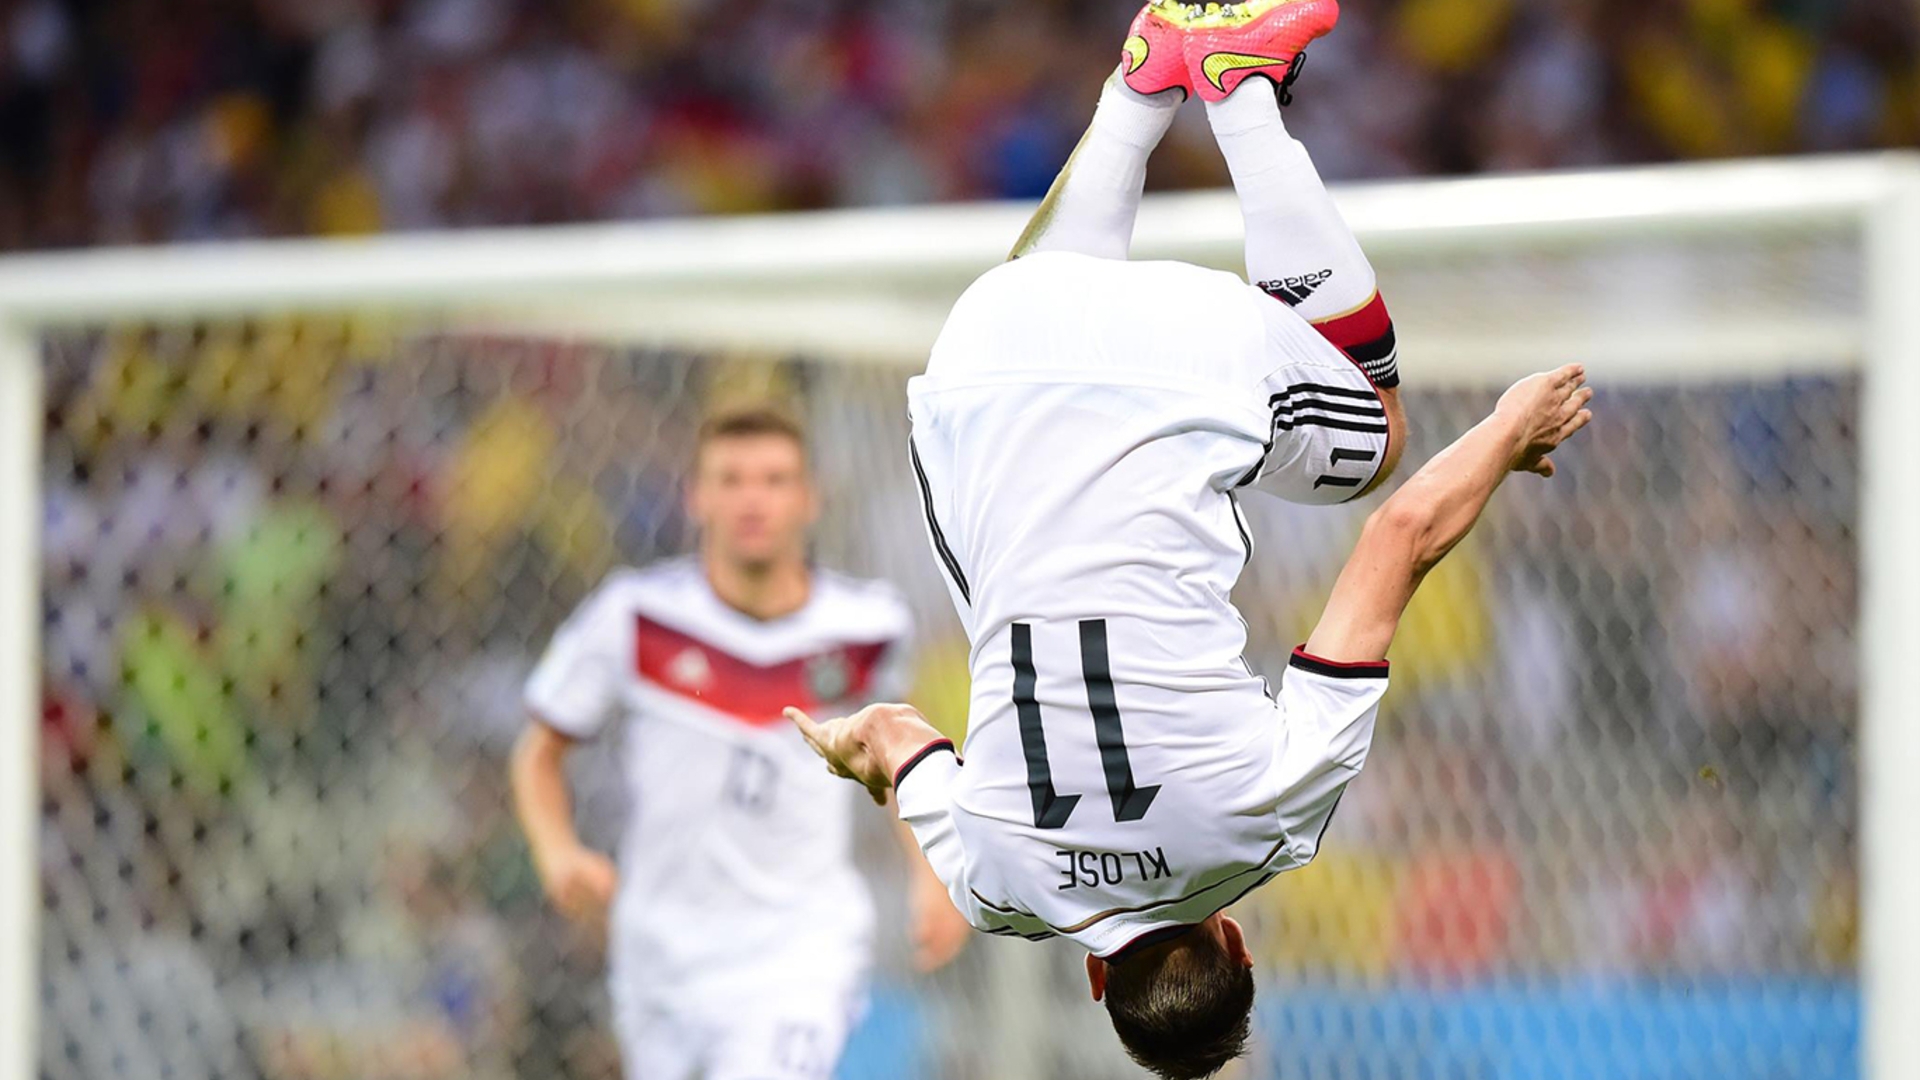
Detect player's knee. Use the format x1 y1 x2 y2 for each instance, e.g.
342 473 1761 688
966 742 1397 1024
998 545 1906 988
1102 936 1255 1080
1373 388 1408 485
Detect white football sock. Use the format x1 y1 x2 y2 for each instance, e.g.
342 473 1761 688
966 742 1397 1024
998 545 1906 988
1018 72 1180 261
1204 81 1377 322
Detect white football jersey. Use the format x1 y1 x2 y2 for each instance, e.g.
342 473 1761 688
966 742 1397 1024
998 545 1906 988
899 251 1392 958
524 557 913 996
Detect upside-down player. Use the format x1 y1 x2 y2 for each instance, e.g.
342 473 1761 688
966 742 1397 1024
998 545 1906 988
786 2 1595 1077
510 407 969 1080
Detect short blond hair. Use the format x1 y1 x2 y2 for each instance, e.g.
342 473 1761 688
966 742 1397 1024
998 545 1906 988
694 405 808 467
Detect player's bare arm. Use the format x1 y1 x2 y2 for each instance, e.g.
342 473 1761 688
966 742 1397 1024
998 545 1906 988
786 703 947 806
510 719 619 925
1305 363 1593 664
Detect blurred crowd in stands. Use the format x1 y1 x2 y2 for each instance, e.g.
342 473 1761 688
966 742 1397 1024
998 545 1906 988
1 0 1916 251
35 322 1860 1079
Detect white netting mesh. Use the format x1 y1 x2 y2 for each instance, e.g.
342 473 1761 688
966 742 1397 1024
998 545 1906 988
35 224 1862 1080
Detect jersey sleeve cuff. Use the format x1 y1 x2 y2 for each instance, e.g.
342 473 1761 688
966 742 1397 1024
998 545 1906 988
894 742 962 828
892 738 957 791
1289 646 1390 680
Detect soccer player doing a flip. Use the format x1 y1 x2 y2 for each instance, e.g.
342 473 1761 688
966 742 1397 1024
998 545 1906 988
790 1 1595 1076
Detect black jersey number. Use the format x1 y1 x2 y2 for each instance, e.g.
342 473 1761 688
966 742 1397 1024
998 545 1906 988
1011 619 1160 830
724 745 779 815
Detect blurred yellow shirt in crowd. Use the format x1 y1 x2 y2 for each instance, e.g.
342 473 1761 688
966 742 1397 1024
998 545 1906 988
1396 0 1514 74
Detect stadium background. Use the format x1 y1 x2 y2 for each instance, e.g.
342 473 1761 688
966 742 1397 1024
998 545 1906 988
9 0 1915 1078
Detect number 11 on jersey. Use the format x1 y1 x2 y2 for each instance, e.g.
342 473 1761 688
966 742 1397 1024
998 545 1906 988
1011 619 1160 830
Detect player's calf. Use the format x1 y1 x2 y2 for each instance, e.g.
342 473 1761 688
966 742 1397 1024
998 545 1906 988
1007 1 1191 262
1187 2 1403 392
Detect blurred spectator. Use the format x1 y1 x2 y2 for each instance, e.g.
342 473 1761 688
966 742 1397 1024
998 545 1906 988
1 0 1914 252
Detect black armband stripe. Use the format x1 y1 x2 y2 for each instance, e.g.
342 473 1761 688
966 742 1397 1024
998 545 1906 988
892 738 957 790
1343 327 1398 364
1274 398 1388 419
1289 647 1390 679
1275 415 1389 435
1273 381 1381 402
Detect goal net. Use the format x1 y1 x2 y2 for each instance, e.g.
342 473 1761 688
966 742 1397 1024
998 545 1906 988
5 154 1918 1080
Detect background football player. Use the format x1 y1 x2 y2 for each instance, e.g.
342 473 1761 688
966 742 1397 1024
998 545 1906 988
511 406 969 1080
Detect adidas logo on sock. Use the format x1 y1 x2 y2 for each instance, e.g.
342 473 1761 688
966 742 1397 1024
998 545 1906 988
1259 269 1333 307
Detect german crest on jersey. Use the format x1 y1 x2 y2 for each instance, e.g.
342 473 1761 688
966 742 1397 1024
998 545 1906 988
667 646 714 692
806 650 852 703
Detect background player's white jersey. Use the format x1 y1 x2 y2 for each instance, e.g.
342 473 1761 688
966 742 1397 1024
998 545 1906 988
524 557 914 998
901 251 1391 958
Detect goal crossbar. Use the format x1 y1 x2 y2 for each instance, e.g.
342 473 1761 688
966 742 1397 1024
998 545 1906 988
0 154 1909 326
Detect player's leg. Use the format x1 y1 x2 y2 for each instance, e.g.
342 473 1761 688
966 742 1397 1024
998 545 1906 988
609 992 704 1080
1007 4 1189 261
703 989 860 1080
1190 2 1401 389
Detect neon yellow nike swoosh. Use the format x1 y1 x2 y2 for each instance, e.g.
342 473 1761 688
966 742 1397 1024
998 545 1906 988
1123 35 1150 75
1202 50 1286 90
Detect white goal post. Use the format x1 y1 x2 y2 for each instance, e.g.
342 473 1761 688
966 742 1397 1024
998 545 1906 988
2 152 1916 1080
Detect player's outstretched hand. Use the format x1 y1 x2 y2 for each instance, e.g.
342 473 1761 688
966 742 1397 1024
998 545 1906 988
787 704 895 806
1495 363 1594 478
786 703 946 807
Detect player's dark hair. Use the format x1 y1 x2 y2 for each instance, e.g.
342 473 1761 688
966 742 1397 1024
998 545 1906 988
1102 931 1256 1080
694 405 808 465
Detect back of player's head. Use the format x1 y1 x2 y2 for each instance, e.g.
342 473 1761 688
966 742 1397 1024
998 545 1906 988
1101 929 1256 1079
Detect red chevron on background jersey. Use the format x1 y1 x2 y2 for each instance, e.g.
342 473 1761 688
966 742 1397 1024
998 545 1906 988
635 612 892 727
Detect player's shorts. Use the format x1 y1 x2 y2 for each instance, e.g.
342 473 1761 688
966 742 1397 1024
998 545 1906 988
611 979 862 1080
921 251 1392 507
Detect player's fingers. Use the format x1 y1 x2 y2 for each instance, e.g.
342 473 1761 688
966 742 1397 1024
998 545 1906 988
791 713 864 782
791 714 857 781
1532 455 1556 478
1553 388 1587 427
1559 408 1593 440
785 707 831 756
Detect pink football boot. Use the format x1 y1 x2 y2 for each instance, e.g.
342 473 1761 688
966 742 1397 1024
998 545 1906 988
1120 1 1195 100
1181 0 1339 102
